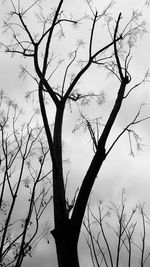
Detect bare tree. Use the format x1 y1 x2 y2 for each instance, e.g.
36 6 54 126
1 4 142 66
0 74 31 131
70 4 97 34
1 1 150 266
0 91 52 267
84 192 150 267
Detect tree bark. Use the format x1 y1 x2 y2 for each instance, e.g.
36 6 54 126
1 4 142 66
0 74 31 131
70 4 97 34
52 221 80 267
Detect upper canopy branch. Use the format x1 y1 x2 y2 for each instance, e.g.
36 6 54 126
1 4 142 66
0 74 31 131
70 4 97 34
89 11 98 59
37 18 78 46
63 31 122 103
42 1 64 77
114 13 124 81
18 12 35 45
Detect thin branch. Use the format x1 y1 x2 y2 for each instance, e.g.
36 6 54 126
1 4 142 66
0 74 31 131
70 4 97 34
18 13 35 45
106 104 150 156
114 13 124 80
89 11 98 59
61 50 77 96
124 71 149 98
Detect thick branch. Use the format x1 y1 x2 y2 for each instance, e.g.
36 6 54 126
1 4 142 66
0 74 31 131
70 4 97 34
38 83 55 164
71 54 129 242
71 145 106 242
53 104 68 228
34 44 59 106
98 79 128 148
72 81 126 233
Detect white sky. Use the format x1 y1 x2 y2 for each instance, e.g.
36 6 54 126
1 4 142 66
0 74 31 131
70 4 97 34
1 0 150 266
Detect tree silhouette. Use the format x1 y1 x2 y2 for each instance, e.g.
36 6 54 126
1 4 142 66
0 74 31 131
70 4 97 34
84 192 150 267
1 1 150 266
0 91 52 267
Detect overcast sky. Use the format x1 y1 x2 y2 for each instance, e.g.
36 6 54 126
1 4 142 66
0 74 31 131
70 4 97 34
1 0 150 266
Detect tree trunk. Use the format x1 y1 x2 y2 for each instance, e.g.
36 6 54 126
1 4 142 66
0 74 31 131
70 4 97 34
52 221 80 267
55 239 79 267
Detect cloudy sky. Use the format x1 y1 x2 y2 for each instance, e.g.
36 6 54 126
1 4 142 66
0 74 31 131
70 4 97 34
1 0 150 266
